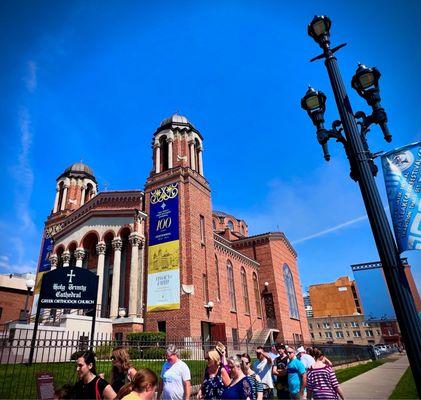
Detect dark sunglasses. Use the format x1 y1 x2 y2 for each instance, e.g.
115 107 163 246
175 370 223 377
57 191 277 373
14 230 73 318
287 351 295 354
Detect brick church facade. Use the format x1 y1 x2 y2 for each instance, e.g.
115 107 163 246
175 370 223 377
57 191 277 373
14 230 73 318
35 114 310 345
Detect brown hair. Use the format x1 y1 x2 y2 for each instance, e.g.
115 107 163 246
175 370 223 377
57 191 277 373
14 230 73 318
132 368 158 393
112 347 132 372
312 348 324 360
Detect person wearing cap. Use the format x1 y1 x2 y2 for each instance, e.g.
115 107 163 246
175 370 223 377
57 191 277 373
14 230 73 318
286 347 306 400
296 347 315 371
252 346 274 399
272 344 289 399
158 345 191 400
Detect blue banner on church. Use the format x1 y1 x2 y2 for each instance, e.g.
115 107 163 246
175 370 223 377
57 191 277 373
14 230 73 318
381 141 421 253
149 183 179 246
38 236 54 272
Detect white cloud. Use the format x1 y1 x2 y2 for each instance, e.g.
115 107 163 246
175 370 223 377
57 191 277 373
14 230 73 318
0 254 36 274
24 61 37 93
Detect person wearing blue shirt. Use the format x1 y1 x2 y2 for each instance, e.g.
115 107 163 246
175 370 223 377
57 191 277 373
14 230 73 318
286 347 306 399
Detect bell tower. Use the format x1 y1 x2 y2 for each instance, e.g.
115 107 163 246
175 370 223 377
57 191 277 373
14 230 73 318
51 162 98 217
144 114 215 339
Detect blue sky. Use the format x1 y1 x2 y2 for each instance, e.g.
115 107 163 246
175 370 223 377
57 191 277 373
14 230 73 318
0 1 420 300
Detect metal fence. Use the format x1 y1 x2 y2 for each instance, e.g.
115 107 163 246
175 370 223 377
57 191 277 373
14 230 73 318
0 327 376 399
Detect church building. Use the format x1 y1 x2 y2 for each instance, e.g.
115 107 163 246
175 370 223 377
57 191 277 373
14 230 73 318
34 115 310 345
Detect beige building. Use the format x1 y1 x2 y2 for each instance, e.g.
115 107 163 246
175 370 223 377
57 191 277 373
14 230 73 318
308 314 382 345
309 276 362 317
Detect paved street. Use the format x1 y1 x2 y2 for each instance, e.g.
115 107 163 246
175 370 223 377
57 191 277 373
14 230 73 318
340 356 409 399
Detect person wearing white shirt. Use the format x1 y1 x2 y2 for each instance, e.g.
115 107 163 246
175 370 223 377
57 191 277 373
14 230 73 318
252 346 274 398
158 345 191 400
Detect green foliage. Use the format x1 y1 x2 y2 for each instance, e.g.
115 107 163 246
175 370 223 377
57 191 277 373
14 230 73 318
335 360 387 383
180 349 192 360
389 368 418 399
126 332 166 344
95 344 114 360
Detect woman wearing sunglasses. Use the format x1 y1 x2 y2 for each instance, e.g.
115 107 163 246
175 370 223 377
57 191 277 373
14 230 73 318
221 356 254 400
197 349 230 399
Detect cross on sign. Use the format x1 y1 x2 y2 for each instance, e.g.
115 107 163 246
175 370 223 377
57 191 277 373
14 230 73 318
67 269 76 284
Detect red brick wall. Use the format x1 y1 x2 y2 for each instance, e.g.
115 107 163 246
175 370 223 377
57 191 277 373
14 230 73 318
0 289 33 325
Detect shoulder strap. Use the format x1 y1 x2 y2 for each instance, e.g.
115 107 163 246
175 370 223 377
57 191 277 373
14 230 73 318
95 377 101 400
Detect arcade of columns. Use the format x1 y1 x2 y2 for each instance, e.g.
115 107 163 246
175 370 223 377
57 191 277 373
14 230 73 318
48 219 146 320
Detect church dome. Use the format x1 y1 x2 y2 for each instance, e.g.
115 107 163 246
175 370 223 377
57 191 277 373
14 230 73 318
58 162 97 182
160 114 191 127
64 162 94 176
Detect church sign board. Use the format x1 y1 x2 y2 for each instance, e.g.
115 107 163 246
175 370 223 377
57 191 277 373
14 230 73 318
29 267 98 364
147 183 181 312
39 267 98 309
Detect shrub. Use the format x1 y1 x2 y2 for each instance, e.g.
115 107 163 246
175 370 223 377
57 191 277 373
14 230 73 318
143 347 166 360
126 332 166 344
95 344 114 360
180 349 192 360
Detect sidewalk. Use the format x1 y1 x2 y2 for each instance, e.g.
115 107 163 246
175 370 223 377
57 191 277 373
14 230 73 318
340 355 409 399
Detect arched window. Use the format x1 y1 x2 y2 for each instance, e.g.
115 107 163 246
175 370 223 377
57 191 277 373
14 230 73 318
284 264 299 319
57 181 64 211
227 220 234 231
159 135 169 172
227 261 236 311
253 272 262 317
85 183 93 204
241 268 250 314
194 138 201 173
215 255 221 301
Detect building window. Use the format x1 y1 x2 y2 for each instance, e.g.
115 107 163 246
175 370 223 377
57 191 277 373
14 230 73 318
346 331 350 337
353 330 361 337
227 261 236 311
333 322 342 328
343 323 348 327
227 220 234 231
240 268 250 314
200 215 205 244
253 273 262 317
319 332 322 338
232 328 239 350
323 322 330 329
310 332 314 339
325 332 332 339
376 330 381 335
158 321 166 333
365 330 374 337
317 323 321 329
309 323 313 330
350 321 359 328
215 256 221 301
0 307 2 319
336 331 344 338
283 264 299 319
212 220 216 230
159 135 169 172
202 274 209 304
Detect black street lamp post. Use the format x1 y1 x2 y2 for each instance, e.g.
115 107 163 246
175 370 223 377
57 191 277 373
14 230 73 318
301 15 421 396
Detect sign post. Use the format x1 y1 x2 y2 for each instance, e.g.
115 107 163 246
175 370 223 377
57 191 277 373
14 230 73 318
28 267 98 365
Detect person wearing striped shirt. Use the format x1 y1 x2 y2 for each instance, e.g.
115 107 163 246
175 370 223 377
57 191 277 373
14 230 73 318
306 349 344 400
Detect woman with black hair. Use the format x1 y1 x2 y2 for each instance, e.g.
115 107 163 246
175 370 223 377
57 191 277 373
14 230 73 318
72 350 117 400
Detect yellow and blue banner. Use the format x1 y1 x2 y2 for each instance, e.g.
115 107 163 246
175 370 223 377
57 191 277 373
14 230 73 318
147 183 181 311
382 141 421 253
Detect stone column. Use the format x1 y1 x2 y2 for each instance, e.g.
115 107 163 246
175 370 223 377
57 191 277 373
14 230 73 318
53 188 60 213
75 248 86 268
96 241 106 313
167 138 173 169
189 140 196 170
110 238 122 319
128 233 141 317
60 184 69 211
138 238 145 317
49 254 58 270
155 144 160 174
62 250 71 267
80 185 86 206
198 148 204 175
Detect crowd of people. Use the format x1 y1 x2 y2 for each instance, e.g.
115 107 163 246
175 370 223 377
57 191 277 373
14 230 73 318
54 343 345 400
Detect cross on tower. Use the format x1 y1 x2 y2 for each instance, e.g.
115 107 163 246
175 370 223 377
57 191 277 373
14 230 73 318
67 269 76 284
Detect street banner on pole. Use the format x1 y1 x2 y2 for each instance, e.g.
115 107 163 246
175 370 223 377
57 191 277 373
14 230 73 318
381 141 421 252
